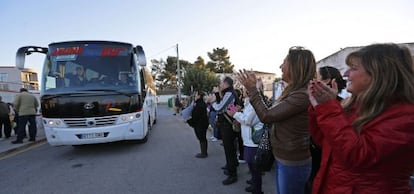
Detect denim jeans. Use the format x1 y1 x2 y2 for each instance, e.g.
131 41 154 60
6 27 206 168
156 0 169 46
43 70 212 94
275 160 311 194
208 111 220 139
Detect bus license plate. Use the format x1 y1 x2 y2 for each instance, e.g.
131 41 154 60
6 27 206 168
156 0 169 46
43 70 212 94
80 133 105 139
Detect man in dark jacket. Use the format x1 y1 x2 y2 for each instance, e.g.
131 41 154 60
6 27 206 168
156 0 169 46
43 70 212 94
207 77 239 185
67 66 87 87
0 96 11 138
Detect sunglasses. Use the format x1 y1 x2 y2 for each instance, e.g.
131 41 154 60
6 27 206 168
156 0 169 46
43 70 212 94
289 46 307 50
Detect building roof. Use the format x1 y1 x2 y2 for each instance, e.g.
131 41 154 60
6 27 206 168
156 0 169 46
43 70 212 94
317 46 360 63
0 66 37 72
250 70 276 75
317 42 414 63
316 42 414 75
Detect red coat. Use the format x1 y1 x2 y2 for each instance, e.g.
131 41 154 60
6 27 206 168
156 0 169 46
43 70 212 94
309 100 414 194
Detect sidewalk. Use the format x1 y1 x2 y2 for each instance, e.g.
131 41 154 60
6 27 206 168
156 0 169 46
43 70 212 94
0 116 47 158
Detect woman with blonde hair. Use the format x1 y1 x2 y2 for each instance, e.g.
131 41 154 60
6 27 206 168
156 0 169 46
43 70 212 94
238 46 316 194
308 43 414 193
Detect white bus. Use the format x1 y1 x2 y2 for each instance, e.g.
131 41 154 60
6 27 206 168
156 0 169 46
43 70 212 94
16 41 157 146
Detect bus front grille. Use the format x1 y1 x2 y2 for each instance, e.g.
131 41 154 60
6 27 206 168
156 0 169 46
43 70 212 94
63 115 118 128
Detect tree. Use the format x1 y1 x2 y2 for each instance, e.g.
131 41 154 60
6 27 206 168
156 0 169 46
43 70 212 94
182 66 219 95
150 57 178 90
150 57 191 90
166 56 192 74
150 58 167 90
206 47 234 73
193 56 205 69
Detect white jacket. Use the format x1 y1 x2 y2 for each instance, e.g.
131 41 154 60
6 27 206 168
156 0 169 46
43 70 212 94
233 99 264 147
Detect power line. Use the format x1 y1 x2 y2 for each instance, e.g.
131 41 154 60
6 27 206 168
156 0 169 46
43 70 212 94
148 45 177 59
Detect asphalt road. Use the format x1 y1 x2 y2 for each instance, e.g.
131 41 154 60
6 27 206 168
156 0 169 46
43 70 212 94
0 104 276 194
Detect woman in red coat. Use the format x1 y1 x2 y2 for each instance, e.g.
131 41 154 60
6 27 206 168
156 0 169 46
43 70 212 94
308 43 414 194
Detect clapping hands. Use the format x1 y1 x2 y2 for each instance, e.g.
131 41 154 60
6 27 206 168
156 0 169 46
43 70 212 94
308 79 338 107
206 86 219 103
236 69 258 91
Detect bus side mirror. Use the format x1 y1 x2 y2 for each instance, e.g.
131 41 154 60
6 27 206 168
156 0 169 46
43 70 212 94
135 46 147 66
16 47 28 69
16 46 48 69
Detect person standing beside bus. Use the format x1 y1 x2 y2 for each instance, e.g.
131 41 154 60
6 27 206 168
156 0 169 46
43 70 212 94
0 96 12 139
173 95 182 116
187 91 209 158
12 88 39 144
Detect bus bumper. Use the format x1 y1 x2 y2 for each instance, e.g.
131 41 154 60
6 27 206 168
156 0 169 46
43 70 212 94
44 120 146 146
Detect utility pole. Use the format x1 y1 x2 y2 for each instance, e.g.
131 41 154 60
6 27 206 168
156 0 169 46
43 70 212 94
176 44 181 101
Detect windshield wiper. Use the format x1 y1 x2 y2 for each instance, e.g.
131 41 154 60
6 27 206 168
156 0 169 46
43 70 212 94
42 94 64 100
42 92 87 100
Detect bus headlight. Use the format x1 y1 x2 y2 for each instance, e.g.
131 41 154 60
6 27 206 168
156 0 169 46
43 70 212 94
118 113 140 124
44 119 64 128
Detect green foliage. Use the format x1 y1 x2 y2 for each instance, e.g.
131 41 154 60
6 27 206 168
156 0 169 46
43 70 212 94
150 57 191 90
150 47 233 92
150 58 169 90
206 47 234 73
182 66 219 95
193 56 205 69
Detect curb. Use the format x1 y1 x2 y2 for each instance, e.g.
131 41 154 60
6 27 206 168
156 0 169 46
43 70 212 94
0 138 47 159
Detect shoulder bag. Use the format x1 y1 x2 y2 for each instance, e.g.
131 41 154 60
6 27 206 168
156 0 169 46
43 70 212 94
254 126 274 172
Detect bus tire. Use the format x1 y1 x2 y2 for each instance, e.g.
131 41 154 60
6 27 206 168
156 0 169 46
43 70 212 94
140 133 148 143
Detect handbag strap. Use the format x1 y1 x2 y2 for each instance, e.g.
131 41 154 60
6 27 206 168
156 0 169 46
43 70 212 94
223 113 234 124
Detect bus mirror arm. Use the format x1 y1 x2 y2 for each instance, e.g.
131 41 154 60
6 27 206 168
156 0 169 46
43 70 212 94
16 46 48 69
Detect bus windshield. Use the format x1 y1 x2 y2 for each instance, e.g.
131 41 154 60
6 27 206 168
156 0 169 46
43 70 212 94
42 43 138 95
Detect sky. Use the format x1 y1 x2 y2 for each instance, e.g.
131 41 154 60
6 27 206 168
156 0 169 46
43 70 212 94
1 0 413 77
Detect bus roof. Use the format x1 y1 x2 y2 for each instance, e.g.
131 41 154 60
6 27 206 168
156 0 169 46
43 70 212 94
49 40 134 47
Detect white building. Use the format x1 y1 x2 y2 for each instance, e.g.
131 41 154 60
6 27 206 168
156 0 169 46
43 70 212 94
316 43 414 99
0 66 40 103
0 66 39 91
217 70 277 98
317 43 414 75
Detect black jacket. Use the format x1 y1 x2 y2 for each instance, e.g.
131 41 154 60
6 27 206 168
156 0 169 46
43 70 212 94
187 98 209 129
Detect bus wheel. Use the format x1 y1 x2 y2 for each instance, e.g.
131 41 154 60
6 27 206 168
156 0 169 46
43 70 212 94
140 133 148 143
128 133 148 144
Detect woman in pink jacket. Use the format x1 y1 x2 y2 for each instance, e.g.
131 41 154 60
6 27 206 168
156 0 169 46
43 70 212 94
308 43 414 193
